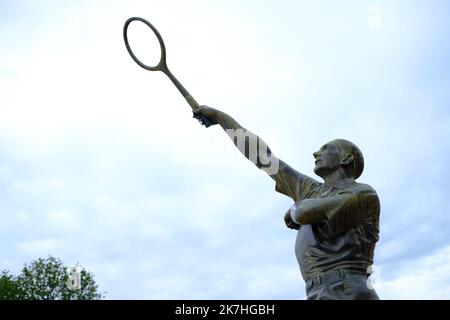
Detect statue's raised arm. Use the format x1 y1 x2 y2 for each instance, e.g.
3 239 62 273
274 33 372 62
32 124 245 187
194 106 321 230
194 106 313 188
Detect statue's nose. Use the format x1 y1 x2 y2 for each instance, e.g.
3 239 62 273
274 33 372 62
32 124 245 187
313 151 319 159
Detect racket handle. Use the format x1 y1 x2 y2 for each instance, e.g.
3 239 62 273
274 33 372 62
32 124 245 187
192 111 216 128
163 69 216 128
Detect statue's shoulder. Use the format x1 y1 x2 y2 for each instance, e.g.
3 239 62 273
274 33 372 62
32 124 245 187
351 182 378 197
352 182 381 217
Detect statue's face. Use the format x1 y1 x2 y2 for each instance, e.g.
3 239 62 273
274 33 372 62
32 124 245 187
313 141 342 177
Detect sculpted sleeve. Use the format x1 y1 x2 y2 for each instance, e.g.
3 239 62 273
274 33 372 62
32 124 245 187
325 184 380 237
272 160 322 202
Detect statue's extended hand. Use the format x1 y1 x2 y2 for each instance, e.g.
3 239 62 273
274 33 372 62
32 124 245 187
284 207 300 230
193 105 219 128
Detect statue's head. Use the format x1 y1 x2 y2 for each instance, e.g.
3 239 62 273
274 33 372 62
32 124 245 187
313 139 364 179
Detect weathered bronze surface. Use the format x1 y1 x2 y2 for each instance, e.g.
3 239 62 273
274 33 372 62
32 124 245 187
195 106 380 300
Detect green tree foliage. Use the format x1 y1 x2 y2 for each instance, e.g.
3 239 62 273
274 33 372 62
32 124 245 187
0 256 104 300
0 270 23 299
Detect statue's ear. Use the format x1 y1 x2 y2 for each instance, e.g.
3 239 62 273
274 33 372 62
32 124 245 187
340 154 354 166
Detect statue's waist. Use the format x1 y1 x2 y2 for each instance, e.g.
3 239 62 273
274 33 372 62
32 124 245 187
304 268 368 291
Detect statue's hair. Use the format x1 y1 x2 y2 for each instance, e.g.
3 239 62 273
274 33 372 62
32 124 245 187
332 139 364 179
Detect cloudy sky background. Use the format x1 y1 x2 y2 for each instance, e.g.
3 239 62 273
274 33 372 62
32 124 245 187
1 0 449 299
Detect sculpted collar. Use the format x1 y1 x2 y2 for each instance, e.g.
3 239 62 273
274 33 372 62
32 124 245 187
321 178 356 196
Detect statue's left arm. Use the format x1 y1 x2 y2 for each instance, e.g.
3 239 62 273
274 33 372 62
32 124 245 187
289 185 380 235
289 193 356 225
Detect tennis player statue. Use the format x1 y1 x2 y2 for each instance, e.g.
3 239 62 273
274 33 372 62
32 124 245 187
193 106 381 300
123 16 380 300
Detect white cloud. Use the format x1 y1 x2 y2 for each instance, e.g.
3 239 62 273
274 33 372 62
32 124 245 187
17 238 66 255
377 245 450 299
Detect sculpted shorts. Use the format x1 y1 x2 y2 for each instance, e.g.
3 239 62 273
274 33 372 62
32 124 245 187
305 269 379 300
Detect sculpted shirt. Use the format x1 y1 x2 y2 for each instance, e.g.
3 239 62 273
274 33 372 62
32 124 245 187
273 162 380 280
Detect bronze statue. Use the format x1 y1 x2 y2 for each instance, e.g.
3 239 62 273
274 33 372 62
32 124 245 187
123 17 380 300
193 106 380 300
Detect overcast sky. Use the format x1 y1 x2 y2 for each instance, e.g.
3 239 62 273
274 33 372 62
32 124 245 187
1 0 449 299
